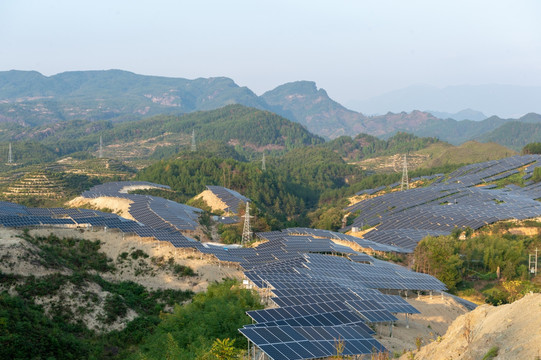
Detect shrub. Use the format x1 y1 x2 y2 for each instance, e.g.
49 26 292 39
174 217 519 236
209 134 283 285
482 346 499 360
173 264 195 277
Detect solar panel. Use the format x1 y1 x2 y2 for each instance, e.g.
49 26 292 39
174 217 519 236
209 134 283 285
240 325 387 359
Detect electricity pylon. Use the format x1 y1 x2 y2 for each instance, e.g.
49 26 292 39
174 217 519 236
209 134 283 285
241 202 253 245
99 136 103 158
191 129 197 152
8 142 13 163
400 154 409 191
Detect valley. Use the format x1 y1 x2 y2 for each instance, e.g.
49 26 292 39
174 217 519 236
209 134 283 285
1 85 541 360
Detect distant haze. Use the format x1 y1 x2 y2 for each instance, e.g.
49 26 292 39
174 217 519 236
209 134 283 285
347 84 541 118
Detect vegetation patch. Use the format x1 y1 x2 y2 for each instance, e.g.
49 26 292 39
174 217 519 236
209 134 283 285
22 231 115 273
131 279 263 360
414 231 541 303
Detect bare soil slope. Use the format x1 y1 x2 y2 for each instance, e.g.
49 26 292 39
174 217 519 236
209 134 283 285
402 293 541 360
377 294 469 356
0 227 243 332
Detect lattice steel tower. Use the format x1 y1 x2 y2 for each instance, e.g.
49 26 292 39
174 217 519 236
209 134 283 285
99 136 103 158
400 154 409 191
242 202 253 245
8 142 13 164
191 129 197 152
530 248 539 276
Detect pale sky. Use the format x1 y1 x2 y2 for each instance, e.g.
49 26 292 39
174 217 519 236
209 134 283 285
1 0 540 107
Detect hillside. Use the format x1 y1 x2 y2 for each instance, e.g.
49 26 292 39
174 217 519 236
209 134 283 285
0 227 251 359
354 140 516 173
4 70 541 148
403 293 541 360
477 121 541 151
416 141 517 168
261 81 367 139
0 70 266 126
0 105 323 167
260 81 541 145
136 147 363 228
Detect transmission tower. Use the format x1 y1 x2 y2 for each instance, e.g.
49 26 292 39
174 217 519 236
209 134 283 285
99 136 103 158
191 129 197 152
400 154 409 191
8 142 13 164
262 153 266 171
530 248 538 276
241 202 253 245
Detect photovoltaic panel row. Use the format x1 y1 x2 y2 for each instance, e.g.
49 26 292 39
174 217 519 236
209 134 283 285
346 155 541 252
245 309 369 328
272 291 362 307
206 185 250 214
249 298 397 325
345 300 398 323
282 227 407 253
271 286 360 298
248 300 365 324
355 293 420 314
0 202 30 216
240 325 386 359
81 181 170 198
245 252 446 292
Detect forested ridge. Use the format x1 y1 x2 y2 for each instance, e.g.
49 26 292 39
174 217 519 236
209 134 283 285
0 104 322 169
137 147 364 228
323 132 440 161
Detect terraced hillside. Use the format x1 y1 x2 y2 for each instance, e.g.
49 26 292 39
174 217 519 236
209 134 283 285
3 171 65 199
355 141 517 174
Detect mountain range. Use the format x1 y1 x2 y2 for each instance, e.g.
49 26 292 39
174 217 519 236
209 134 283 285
1 70 540 150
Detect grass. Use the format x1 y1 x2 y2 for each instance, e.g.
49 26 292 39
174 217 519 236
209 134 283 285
482 346 499 360
418 141 516 168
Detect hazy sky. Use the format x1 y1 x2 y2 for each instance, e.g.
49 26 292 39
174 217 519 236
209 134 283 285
1 0 540 106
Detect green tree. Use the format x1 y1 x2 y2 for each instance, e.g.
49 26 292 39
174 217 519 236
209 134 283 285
521 142 541 154
204 338 239 360
414 236 463 291
165 333 182 360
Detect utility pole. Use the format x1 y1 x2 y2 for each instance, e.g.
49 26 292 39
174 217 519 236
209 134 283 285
8 142 12 164
241 202 253 246
191 129 197 152
99 136 103 158
400 154 409 191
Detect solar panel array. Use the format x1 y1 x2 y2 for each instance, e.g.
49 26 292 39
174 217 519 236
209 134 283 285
281 227 407 253
347 155 541 251
1 180 452 360
1 200 412 270
82 181 202 232
206 185 251 214
240 325 386 360
239 250 441 359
